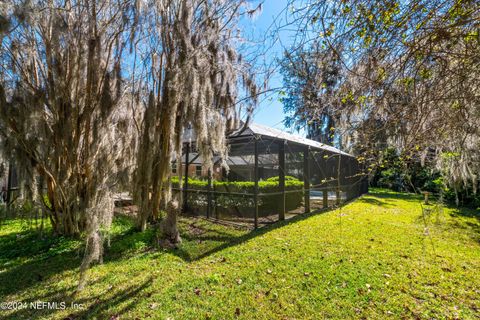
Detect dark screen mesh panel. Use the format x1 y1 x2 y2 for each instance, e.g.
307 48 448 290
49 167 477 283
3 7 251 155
177 132 368 228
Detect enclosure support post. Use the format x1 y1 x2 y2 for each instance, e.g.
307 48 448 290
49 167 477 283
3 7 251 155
323 189 328 208
278 141 286 221
183 142 190 212
207 168 212 219
303 147 310 213
336 154 342 206
254 137 259 229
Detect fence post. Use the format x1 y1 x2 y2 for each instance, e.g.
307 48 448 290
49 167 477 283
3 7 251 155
278 140 285 221
254 137 259 228
323 189 328 208
303 147 310 213
207 168 212 219
336 154 342 205
183 142 190 212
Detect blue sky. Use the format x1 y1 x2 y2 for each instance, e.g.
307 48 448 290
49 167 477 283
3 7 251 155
240 0 298 133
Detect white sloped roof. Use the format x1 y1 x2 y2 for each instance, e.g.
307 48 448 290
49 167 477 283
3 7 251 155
231 122 353 157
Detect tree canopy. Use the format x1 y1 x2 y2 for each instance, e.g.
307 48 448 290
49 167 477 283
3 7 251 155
0 0 260 288
279 0 480 200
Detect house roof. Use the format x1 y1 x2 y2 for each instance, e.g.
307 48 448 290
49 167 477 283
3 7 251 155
174 153 278 166
230 122 353 157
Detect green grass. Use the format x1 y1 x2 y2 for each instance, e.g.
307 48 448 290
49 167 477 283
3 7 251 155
0 189 479 319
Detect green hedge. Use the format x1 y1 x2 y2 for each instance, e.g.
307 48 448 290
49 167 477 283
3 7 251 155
265 175 299 182
171 176 304 217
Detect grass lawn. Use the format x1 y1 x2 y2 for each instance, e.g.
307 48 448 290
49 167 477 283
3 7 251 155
0 189 479 319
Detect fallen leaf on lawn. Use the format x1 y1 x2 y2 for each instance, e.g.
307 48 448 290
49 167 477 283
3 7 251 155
194 288 201 295
383 273 391 278
304 272 310 277
234 307 241 317
267 269 272 274
149 303 157 309
236 279 242 284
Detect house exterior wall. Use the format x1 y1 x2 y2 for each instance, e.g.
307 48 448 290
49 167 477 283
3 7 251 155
172 164 223 180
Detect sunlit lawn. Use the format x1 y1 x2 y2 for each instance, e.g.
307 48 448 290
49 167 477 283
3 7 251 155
0 189 479 319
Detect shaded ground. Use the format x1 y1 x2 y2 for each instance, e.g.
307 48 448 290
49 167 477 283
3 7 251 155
0 189 479 319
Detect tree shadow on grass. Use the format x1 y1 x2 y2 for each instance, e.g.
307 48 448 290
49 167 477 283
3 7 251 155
1 198 364 299
170 190 456 262
0 229 66 262
69 277 153 320
0 216 156 303
368 188 423 202
446 206 480 242
0 229 83 300
353 189 425 209
3 190 437 317
412 199 480 243
171 203 347 262
3 277 153 320
355 197 394 208
449 206 480 219
104 225 156 262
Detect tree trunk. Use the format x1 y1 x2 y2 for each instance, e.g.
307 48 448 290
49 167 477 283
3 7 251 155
159 199 181 248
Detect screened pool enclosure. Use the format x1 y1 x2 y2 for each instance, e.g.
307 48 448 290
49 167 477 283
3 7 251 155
174 123 368 228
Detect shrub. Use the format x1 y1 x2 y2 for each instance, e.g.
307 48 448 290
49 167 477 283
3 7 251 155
266 175 300 182
170 176 304 217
